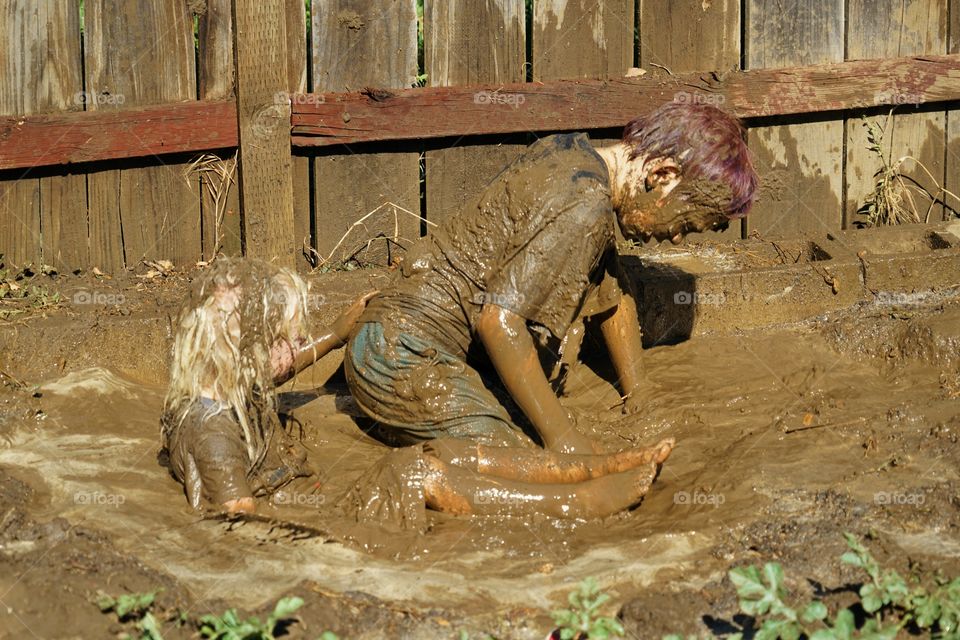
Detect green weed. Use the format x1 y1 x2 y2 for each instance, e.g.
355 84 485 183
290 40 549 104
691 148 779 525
0 257 62 320
96 589 164 640
198 596 304 640
664 533 960 639
551 577 625 640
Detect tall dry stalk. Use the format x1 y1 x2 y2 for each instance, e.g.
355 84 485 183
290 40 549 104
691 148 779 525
186 153 238 261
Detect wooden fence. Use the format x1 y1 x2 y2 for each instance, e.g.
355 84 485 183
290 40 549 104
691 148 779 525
1 0 959 273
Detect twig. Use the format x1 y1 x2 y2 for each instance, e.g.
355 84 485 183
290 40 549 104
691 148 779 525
784 416 867 435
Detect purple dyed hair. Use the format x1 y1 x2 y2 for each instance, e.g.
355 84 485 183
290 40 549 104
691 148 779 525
622 103 758 219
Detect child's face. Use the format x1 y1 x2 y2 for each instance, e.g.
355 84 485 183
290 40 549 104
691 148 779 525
614 158 730 244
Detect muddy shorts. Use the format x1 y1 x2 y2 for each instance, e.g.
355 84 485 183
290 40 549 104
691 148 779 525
344 321 534 448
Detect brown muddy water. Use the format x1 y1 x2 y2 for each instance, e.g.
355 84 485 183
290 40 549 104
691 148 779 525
0 265 959 639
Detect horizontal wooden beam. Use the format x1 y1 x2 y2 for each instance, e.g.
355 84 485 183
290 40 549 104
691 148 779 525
291 53 960 147
1 54 959 170
0 100 237 171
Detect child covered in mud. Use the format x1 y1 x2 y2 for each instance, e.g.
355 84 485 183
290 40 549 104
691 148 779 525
342 103 758 520
160 258 371 515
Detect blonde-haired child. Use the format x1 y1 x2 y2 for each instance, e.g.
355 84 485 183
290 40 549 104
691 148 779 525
160 258 371 514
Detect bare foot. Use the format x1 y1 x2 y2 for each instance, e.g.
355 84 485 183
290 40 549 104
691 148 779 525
223 497 256 515
604 437 675 474
573 462 658 519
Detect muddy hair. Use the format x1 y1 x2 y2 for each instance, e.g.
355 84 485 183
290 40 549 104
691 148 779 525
622 103 758 219
161 258 309 471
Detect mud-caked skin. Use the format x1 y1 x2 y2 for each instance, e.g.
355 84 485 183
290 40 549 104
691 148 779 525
347 133 623 448
165 401 310 510
342 104 757 519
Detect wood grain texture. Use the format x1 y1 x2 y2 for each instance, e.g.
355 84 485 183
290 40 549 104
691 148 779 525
639 0 740 74
285 0 312 270
85 0 200 269
292 54 960 145
640 0 742 240
845 0 948 226
198 0 241 259
311 0 419 267
424 0 527 227
745 0 844 239
0 0 85 269
233 0 296 267
532 0 634 81
947 0 960 218
0 100 238 171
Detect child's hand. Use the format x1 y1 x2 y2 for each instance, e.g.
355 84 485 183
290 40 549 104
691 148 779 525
331 290 379 342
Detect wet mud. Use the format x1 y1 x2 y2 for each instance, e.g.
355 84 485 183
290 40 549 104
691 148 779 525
1 253 959 638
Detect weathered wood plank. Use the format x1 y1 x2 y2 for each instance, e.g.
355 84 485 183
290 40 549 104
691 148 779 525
291 54 960 146
0 0 84 269
947 0 960 218
311 0 420 268
845 0 948 226
424 0 527 227
85 0 200 269
0 100 238 171
745 0 845 239
197 0 241 259
285 0 312 270
532 0 634 81
639 0 741 240
233 0 297 267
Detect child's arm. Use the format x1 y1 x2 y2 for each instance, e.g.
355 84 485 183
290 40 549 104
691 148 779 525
272 290 378 386
598 290 650 414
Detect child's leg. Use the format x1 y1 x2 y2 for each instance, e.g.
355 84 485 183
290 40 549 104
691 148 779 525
423 437 674 484
420 455 659 519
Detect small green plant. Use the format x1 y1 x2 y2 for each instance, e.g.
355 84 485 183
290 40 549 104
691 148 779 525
0 258 61 320
664 533 960 639
96 589 164 640
198 595 304 640
551 577 625 639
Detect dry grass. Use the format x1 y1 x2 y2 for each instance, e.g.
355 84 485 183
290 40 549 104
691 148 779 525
185 153 238 261
858 112 960 226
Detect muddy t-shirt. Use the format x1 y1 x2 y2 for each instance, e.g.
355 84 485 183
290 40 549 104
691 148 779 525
362 132 620 357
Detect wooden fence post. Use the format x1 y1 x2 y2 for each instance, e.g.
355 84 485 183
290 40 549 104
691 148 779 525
231 0 296 267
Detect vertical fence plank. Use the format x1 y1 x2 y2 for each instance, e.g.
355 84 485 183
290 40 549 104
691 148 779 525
948 0 960 218
198 0 242 260
533 0 634 81
285 0 313 269
639 0 742 240
233 0 297 267
0 0 84 270
845 0 948 226
85 0 200 268
424 0 527 226
745 0 844 238
312 0 420 267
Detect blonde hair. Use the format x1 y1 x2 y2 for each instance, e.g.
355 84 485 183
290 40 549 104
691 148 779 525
161 258 310 470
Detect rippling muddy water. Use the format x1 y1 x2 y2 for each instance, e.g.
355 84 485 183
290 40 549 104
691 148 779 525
1 265 959 639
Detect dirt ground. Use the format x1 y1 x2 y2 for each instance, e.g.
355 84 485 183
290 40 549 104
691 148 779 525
1 250 959 639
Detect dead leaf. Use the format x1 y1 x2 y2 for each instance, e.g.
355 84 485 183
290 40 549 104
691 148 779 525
702 0 712 9
625 67 647 78
802 413 815 426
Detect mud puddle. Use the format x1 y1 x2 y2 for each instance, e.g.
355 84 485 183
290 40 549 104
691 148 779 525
1 285 960 638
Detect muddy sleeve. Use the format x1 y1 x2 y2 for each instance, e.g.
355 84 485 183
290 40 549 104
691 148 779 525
482 194 615 339
179 416 253 507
